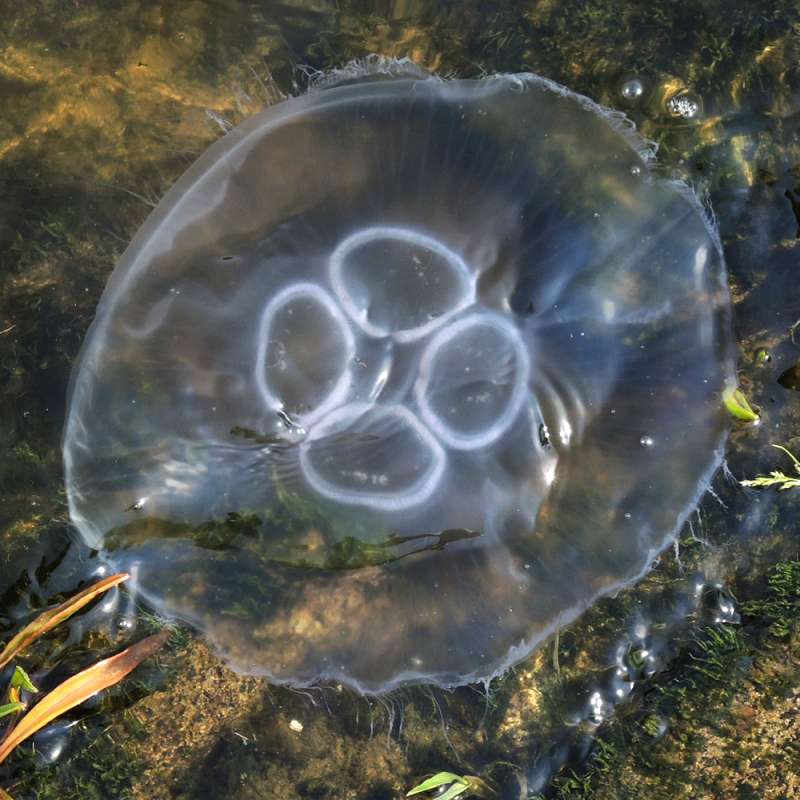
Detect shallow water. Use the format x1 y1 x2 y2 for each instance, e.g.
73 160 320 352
1 1 799 798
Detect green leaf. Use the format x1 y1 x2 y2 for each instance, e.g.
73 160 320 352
10 666 38 694
437 784 469 800
0 702 25 719
722 386 759 423
407 772 467 796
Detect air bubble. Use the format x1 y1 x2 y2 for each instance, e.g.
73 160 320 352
619 78 644 101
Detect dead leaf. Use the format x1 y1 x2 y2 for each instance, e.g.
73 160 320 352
0 573 129 669
0 630 170 764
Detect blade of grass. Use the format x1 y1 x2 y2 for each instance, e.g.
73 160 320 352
0 703 24 720
0 630 169 764
0 573 129 669
772 444 800 474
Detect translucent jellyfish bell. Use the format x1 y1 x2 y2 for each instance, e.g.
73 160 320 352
63 59 734 692
255 282 355 428
299 403 446 510
330 226 475 341
415 312 530 450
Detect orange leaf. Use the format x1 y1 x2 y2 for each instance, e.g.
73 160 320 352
0 630 170 764
0 573 129 670
0 786 15 799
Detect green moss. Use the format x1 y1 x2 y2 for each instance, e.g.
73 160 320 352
541 555 800 799
9 726 145 800
742 560 800 639
194 513 261 551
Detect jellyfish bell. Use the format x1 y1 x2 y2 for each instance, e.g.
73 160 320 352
63 58 734 692
329 226 476 342
255 281 355 429
414 311 531 450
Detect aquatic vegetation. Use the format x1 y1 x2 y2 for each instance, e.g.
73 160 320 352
5 666 38 709
0 632 169 767
740 445 800 490
0 668 38 722
0 574 168 797
0 573 128 669
684 624 748 686
63 58 734 691
721 385 760 424
0 705 25 723
538 740 621 800
407 771 494 799
742 560 800 639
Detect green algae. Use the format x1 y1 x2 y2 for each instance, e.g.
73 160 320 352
742 560 800 639
536 556 800 799
8 726 145 800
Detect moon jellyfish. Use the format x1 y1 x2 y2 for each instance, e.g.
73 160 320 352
63 60 734 691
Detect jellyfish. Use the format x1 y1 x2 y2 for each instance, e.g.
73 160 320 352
63 58 734 692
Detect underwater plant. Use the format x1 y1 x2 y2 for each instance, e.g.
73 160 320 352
0 574 168 797
741 445 800 490
407 771 495 799
722 385 760 424
63 58 734 692
0 573 128 671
